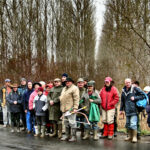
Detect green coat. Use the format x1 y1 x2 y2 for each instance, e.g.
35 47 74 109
47 85 63 121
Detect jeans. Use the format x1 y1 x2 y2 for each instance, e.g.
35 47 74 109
26 110 35 132
126 115 138 130
2 106 11 125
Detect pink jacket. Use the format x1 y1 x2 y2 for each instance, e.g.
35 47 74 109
29 90 38 110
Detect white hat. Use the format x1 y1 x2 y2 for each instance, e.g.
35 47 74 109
143 86 150 92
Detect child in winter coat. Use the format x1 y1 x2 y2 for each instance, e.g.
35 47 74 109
33 87 48 137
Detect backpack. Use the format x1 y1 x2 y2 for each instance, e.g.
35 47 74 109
136 92 149 112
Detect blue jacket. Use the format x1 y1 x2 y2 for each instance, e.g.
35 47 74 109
23 88 34 110
120 86 145 116
7 90 22 113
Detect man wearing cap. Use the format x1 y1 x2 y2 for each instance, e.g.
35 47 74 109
61 73 68 87
60 77 80 142
77 78 86 137
7 83 22 132
48 78 63 138
0 79 12 127
18 78 27 131
81 81 101 141
100 77 119 140
33 87 48 137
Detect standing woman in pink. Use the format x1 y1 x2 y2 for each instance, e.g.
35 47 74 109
100 77 119 140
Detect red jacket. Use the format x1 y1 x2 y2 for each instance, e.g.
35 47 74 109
100 86 119 111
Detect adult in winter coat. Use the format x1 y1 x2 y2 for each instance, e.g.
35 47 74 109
120 78 145 143
29 82 41 135
23 81 34 133
48 78 63 138
7 83 22 132
77 78 86 138
100 77 119 140
18 78 27 131
0 79 12 127
33 87 48 138
144 86 150 127
60 77 80 142
81 81 101 141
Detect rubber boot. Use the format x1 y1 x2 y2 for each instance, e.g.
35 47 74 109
93 130 99 141
34 126 38 136
34 126 41 137
40 126 46 138
125 129 132 141
10 127 15 133
132 130 137 143
108 124 114 140
80 124 84 138
58 124 62 139
49 124 57 137
68 128 77 142
82 130 90 140
61 127 70 141
100 124 108 139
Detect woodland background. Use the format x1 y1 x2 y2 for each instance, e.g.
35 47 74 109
0 0 150 90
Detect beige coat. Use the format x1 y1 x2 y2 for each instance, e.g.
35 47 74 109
60 84 79 113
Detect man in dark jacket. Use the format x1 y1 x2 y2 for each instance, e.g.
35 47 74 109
23 81 34 133
120 78 145 143
7 83 22 132
18 78 27 131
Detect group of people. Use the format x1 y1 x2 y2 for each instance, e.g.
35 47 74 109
0 74 149 143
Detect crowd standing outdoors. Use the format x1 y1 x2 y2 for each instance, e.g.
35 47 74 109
0 74 149 143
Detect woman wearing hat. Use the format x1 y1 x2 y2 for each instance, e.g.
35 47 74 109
48 78 63 138
100 77 119 140
33 87 48 138
7 83 22 132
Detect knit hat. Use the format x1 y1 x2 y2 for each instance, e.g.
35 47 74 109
105 77 112 82
38 87 44 92
62 73 68 77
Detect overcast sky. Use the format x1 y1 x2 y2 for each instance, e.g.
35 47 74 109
94 0 106 58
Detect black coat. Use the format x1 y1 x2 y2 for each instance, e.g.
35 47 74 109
7 91 22 113
120 86 145 116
